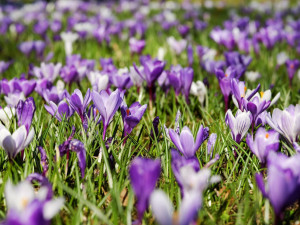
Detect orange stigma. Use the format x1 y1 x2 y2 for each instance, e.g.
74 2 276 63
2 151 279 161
225 73 228 77
290 64 294 69
126 109 130 115
244 86 247 92
265 133 269 138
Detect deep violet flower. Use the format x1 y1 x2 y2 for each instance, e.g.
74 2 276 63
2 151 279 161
44 100 74 122
129 157 161 221
225 109 251 144
67 89 91 123
0 124 35 159
246 127 279 164
256 152 300 220
133 56 166 88
215 66 238 111
2 178 64 225
91 89 123 140
187 44 193 66
120 102 147 138
111 68 133 90
266 104 300 144
59 127 86 178
169 125 209 159
16 97 36 133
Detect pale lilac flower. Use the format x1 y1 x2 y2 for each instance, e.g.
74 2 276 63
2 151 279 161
0 107 15 128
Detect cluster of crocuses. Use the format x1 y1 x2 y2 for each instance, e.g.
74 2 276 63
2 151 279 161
129 111 220 225
0 0 299 224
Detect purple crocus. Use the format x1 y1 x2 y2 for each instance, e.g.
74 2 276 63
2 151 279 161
266 104 300 144
285 59 300 87
207 133 217 159
33 62 62 82
59 127 86 178
44 100 74 122
1 78 36 97
129 157 161 222
0 61 11 74
111 68 132 90
246 128 279 164
167 36 187 55
120 102 147 138
129 37 146 55
133 56 166 88
67 89 91 123
91 89 123 140
187 44 193 66
16 97 36 133
225 109 252 144
169 125 209 159
256 152 300 221
215 66 238 111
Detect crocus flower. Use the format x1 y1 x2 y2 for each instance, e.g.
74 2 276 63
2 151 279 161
177 24 190 38
225 109 251 143
187 44 193 66
242 89 280 129
133 56 166 88
59 137 86 178
276 52 288 67
207 133 217 159
4 92 26 107
169 125 209 158
91 89 123 139
266 104 300 144
16 97 36 133
245 71 261 82
285 59 300 86
256 152 300 220
215 66 238 111
0 106 15 128
3 179 63 225
190 80 207 105
0 124 35 159
87 71 109 92
1 78 36 97
150 166 220 225
60 31 79 56
246 127 279 164
67 89 91 123
121 102 147 138
129 37 146 55
0 61 11 74
111 67 132 90
167 36 187 55
129 157 161 222
129 66 144 88
45 100 74 122
33 62 62 82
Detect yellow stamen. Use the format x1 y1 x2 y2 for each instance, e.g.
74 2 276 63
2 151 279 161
244 86 247 92
265 133 269 139
225 74 228 77
21 198 29 208
260 91 264 98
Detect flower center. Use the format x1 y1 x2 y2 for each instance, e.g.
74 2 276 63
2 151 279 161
126 109 130 116
260 91 264 98
225 73 228 77
265 133 269 139
290 64 294 69
21 198 29 208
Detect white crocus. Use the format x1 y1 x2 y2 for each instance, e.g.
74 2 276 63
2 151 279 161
157 47 166 61
190 81 207 105
88 71 109 92
0 107 15 127
245 71 261 82
60 32 79 56
0 125 34 159
4 92 26 107
129 66 144 87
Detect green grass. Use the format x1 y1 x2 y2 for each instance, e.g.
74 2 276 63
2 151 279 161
0 2 300 225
